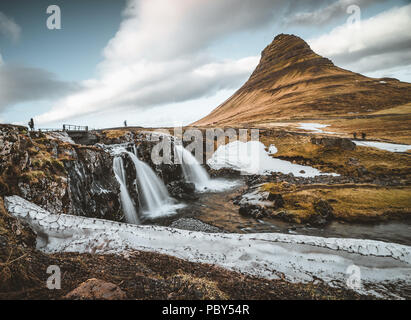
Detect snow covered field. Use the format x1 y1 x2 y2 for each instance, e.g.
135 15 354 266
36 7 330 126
353 140 411 153
5 195 411 299
298 123 336 134
207 141 338 177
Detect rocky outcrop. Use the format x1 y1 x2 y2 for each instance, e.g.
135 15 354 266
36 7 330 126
64 278 127 300
311 137 356 151
193 34 411 126
0 125 121 221
65 147 121 221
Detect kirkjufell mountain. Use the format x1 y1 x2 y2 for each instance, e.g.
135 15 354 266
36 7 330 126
193 34 411 126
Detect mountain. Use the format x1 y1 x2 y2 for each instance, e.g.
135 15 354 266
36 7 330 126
192 34 411 127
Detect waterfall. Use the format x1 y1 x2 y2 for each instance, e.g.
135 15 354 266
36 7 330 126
175 144 239 192
125 151 182 219
174 145 211 190
113 157 140 224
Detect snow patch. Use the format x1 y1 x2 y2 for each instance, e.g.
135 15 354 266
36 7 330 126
207 141 338 177
353 140 411 153
5 195 411 299
298 123 336 134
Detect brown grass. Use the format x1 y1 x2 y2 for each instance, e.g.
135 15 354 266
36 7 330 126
261 183 411 222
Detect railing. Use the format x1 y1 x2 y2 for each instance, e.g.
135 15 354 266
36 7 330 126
32 125 89 133
37 128 63 132
62 124 88 132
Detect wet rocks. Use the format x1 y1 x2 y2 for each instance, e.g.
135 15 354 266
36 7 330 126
239 204 269 219
64 278 127 300
170 218 223 233
167 180 198 201
64 147 122 221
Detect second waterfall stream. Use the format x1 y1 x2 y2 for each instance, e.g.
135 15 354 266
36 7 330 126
113 146 183 224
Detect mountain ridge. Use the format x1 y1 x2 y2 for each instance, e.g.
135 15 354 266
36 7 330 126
193 34 411 127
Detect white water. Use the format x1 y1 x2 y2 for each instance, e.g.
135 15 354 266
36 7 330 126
125 151 184 219
174 144 239 192
113 157 140 224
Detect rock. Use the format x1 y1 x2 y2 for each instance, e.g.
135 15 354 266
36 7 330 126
313 199 334 218
64 278 127 300
170 218 223 233
266 193 285 209
239 204 267 219
311 137 356 151
167 180 197 201
309 199 334 227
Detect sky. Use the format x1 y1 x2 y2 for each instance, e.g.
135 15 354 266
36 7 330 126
0 0 410 129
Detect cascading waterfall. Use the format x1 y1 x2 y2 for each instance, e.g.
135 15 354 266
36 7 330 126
174 144 211 190
113 156 140 224
125 151 183 218
174 144 239 192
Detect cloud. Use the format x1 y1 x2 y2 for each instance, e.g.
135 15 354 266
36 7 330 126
0 64 78 113
284 0 384 26
0 11 21 42
35 0 300 125
308 4 411 76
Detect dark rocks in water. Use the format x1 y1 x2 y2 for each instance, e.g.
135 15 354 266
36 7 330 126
208 168 239 178
311 137 356 151
239 204 268 219
167 180 198 201
170 218 223 233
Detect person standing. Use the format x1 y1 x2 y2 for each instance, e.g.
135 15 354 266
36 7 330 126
28 118 34 131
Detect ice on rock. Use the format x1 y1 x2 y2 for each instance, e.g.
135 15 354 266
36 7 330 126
5 195 411 299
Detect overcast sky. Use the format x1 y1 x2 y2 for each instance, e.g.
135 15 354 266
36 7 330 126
0 0 410 128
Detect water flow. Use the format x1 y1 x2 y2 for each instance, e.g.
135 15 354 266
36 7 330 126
174 145 211 190
113 156 140 224
126 151 180 218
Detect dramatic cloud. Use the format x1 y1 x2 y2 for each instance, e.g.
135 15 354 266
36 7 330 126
285 0 384 26
0 11 21 42
0 64 78 112
309 4 411 75
38 0 328 125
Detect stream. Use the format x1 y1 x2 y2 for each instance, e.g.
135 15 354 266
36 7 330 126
148 178 411 246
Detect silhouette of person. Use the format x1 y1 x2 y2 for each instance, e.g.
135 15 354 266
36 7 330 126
361 132 366 140
124 120 127 127
353 132 357 139
28 118 34 131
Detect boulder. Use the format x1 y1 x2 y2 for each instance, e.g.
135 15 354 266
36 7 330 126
267 193 285 209
167 180 197 201
64 278 127 300
311 137 356 151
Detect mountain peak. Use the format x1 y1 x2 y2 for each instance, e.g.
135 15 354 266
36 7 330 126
193 34 411 127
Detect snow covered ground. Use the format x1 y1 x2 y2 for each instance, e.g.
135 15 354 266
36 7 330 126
352 140 411 153
5 195 411 299
298 123 336 134
207 141 338 177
